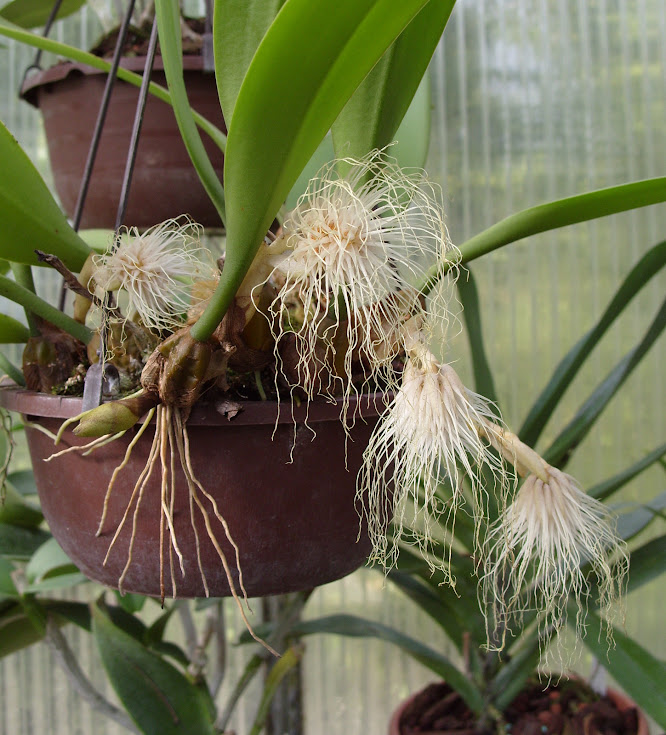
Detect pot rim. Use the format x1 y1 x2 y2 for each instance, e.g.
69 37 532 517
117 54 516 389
0 384 387 427
20 55 209 107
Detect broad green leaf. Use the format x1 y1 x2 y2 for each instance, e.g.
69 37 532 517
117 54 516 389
0 602 45 656
457 268 499 407
6 469 37 496
0 481 43 528
154 0 226 228
0 0 84 28
23 571 88 593
294 614 484 712
25 537 76 584
0 120 91 271
0 274 93 344
114 590 147 615
192 0 433 340
520 241 666 447
615 492 666 541
331 0 455 161
0 314 29 343
0 19 226 152
589 443 666 500
490 633 542 710
285 80 432 210
0 558 18 599
0 352 24 385
93 600 216 735
580 611 666 728
0 259 9 275
0 521 50 560
544 297 666 468
213 0 286 124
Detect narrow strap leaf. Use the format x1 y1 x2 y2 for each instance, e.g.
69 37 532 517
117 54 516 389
544 297 666 468
457 268 499 407
589 442 666 500
520 241 666 446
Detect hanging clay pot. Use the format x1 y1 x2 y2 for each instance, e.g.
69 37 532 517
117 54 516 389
21 57 225 229
0 387 383 598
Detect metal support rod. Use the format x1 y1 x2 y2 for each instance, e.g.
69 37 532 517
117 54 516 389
19 0 65 89
70 0 138 233
113 19 160 231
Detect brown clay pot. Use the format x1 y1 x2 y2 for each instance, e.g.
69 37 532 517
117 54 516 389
0 387 383 598
21 57 225 229
387 681 649 735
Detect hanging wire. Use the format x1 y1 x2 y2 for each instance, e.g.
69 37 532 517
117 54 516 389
19 0 65 88
82 18 162 410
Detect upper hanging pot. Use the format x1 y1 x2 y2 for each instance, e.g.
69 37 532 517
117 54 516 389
21 56 225 230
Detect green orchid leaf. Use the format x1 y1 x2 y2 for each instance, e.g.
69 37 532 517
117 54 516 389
0 481 43 528
93 599 216 735
580 611 666 728
293 614 484 713
0 259 9 275
520 241 666 447
457 268 499 407
620 535 666 597
0 558 18 599
331 0 455 161
0 353 24 386
458 177 666 264
0 0 84 28
544 298 666 468
114 591 147 615
0 521 50 560
0 274 93 344
25 537 76 584
0 602 45 656
6 469 37 496
248 644 304 735
192 0 434 340
490 634 542 710
0 313 30 344
0 19 226 152
589 443 666 500
213 0 286 124
154 0 226 227
614 491 666 541
23 571 88 593
0 120 90 271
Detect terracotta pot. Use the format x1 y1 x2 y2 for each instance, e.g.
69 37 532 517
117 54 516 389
21 57 225 229
388 681 649 735
0 387 383 598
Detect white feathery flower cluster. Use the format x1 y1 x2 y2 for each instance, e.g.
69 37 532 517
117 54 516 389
482 466 628 651
263 150 458 411
358 343 509 581
93 218 213 333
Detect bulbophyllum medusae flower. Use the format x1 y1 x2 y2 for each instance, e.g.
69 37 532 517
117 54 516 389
93 217 214 333
482 465 628 651
358 337 509 581
262 149 458 409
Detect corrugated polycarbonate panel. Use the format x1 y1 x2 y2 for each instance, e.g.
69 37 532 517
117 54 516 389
0 1 664 732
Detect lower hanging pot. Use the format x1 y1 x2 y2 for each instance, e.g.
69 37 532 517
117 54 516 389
0 387 382 599
388 680 649 735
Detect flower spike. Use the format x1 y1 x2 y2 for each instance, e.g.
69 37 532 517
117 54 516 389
482 465 628 653
358 339 509 581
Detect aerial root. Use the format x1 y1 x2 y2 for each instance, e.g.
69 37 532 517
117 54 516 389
91 402 277 656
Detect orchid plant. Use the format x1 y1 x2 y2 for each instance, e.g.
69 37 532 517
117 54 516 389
0 0 665 733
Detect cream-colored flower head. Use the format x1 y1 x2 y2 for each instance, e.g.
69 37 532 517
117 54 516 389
358 337 508 581
482 466 628 652
263 149 458 411
93 218 213 333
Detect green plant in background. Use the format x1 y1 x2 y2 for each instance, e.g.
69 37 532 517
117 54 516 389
0 0 664 734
